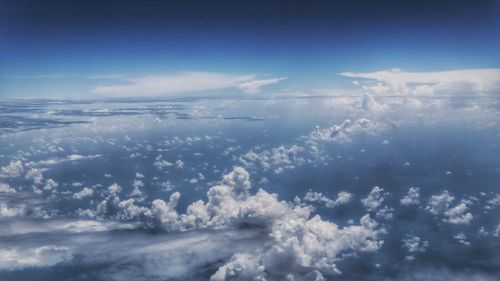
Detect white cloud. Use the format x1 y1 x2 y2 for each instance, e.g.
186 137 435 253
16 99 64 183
425 191 473 224
0 183 16 193
91 71 286 97
66 154 101 161
0 246 72 270
444 202 473 225
0 203 25 218
85 167 383 280
175 159 184 169
304 190 353 208
43 179 59 192
307 118 382 144
426 190 454 215
236 77 287 94
25 168 46 184
362 93 387 112
154 155 173 170
400 187 420 205
454 232 470 246
73 187 94 200
340 68 500 95
402 234 428 260
376 205 394 220
361 186 386 212
486 194 500 208
403 234 428 253
130 180 144 198
239 145 305 173
0 160 24 178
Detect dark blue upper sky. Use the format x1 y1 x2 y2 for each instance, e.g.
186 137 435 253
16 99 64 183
1 0 499 97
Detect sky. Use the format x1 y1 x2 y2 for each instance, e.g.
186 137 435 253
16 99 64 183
1 2 500 280
1 0 500 98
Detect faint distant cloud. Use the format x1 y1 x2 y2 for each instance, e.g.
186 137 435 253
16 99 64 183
340 68 500 95
236 77 287 94
90 71 286 97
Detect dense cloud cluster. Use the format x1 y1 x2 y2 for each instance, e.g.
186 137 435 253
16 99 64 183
0 167 384 280
80 167 382 280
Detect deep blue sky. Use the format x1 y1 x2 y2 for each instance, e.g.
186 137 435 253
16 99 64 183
1 0 499 97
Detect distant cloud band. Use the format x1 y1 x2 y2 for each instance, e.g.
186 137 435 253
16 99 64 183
91 71 286 97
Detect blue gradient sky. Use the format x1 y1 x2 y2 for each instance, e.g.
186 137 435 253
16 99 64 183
1 0 499 98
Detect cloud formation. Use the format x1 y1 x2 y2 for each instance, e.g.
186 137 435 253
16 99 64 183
0 246 72 270
91 71 286 97
74 167 383 280
341 68 500 95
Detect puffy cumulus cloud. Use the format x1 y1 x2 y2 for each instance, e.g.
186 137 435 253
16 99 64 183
453 233 470 246
425 191 473 224
0 203 25 218
0 160 24 178
340 68 500 96
175 159 184 169
130 179 144 198
83 167 383 280
304 190 353 208
151 192 182 229
444 202 473 225
486 194 500 209
210 253 267 281
0 245 72 270
210 213 382 280
425 190 454 215
402 234 428 260
239 145 305 174
241 119 387 175
25 167 46 184
361 186 387 212
307 118 382 144
43 178 59 192
401 187 420 206
154 154 174 170
90 183 153 222
375 206 394 220
72 187 94 199
0 183 16 193
107 183 122 194
222 167 251 196
91 71 286 97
